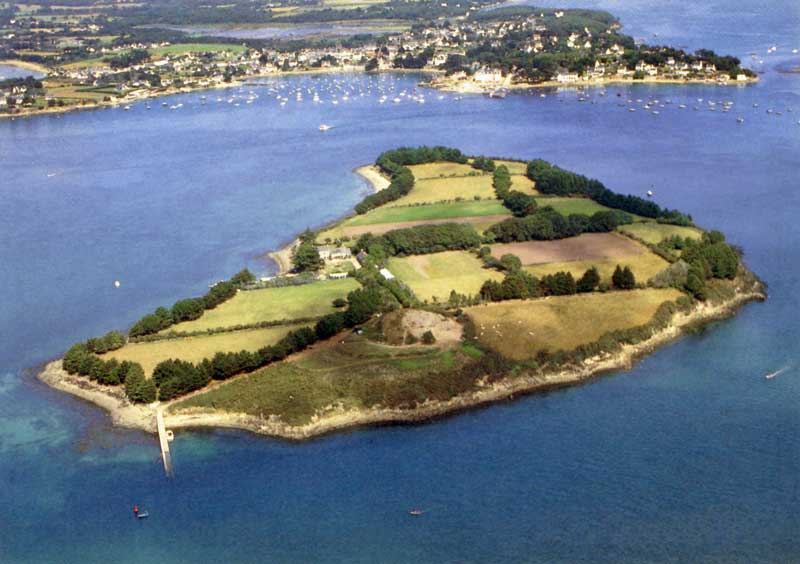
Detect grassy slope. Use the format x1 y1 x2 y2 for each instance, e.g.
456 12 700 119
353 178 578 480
171 337 468 425
467 288 682 360
388 251 503 301
105 325 304 376
165 279 359 333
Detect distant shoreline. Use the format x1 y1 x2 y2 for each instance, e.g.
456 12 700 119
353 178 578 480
0 59 50 74
38 277 765 440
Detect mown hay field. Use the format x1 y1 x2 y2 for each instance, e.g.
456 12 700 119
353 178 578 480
166 279 359 333
618 222 703 244
466 288 682 360
491 233 645 265
388 251 503 301
524 252 670 285
105 325 304 376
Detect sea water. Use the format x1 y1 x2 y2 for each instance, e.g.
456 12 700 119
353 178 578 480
1 1 799 561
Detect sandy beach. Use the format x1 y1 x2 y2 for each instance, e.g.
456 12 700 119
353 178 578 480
38 275 765 440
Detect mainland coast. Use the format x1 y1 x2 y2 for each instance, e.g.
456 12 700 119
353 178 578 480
37 162 766 440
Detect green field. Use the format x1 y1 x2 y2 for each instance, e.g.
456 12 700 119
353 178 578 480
388 251 503 302
467 288 682 360
408 162 477 179
618 222 703 244
170 335 475 425
524 252 670 285
63 43 246 68
105 325 303 376
537 196 612 216
166 279 359 333
348 200 508 225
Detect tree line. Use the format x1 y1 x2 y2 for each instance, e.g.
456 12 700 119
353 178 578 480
129 268 255 337
486 206 633 243
656 231 739 300
354 223 482 258
493 165 538 217
526 159 691 225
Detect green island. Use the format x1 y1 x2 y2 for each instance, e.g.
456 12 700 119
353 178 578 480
39 146 766 439
1 1 758 118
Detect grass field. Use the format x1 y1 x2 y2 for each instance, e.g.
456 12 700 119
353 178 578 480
349 200 508 225
618 222 703 244
408 162 477 179
524 252 670 285
494 160 529 175
467 288 682 360
166 279 359 333
537 196 611 216
170 335 475 425
105 325 304 376
388 251 502 301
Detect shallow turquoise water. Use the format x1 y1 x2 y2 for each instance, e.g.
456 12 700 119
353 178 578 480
1 2 799 562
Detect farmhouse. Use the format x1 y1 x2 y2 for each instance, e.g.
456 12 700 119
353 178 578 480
318 246 352 261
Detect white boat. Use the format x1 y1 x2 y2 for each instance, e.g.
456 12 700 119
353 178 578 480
319 124 332 131
737 117 745 123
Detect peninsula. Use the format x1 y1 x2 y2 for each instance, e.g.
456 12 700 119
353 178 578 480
1 3 757 118
39 146 766 439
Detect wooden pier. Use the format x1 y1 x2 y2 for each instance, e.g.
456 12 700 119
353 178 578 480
156 408 174 478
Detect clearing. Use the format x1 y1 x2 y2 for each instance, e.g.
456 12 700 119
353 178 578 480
490 233 645 265
165 279 359 333
388 251 503 302
467 288 682 360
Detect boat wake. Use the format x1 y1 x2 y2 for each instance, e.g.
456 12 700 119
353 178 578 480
764 364 791 380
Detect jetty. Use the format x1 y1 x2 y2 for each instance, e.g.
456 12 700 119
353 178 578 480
156 407 174 478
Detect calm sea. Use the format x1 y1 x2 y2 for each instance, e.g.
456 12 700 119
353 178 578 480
1 1 798 562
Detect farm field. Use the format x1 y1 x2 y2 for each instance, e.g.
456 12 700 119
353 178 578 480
618 222 703 244
319 214 511 241
537 196 612 216
408 162 477 179
524 252 670 284
170 335 473 425
165 279 359 333
467 288 682 360
388 251 502 301
105 325 304 376
490 233 645 265
349 200 508 225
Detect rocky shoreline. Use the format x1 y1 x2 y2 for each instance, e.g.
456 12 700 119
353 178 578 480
38 274 766 441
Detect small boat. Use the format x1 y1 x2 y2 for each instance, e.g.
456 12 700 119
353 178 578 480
737 117 745 123
409 509 424 516
123 105 131 111
319 124 332 131
137 511 150 519
646 190 654 197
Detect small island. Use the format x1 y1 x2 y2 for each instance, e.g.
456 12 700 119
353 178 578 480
39 146 766 439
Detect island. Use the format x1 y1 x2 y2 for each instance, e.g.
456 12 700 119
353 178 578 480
1 2 758 118
39 146 766 439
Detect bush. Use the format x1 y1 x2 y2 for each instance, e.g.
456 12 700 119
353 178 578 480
421 330 437 344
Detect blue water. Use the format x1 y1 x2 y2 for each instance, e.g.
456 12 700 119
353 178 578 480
2 2 799 562
0 63 45 80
